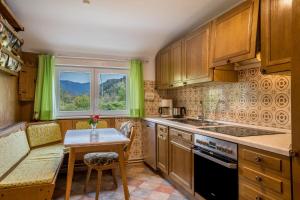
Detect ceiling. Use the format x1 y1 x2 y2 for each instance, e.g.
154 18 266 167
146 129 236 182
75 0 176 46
7 0 242 59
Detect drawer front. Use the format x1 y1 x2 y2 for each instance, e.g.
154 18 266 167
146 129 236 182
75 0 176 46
242 149 282 172
242 167 283 194
240 182 279 200
169 128 192 143
157 124 168 136
239 145 290 179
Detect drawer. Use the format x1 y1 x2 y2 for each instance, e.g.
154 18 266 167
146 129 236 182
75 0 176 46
239 145 291 179
157 124 168 135
242 167 283 194
169 128 192 142
240 182 280 200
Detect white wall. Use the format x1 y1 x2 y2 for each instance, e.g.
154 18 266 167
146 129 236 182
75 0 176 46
143 56 155 81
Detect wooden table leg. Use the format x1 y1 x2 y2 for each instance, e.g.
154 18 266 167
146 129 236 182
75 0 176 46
65 148 76 200
118 145 129 200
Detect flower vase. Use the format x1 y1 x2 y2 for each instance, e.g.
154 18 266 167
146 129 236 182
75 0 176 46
91 123 97 135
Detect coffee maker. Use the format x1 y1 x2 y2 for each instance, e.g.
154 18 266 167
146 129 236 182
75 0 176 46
158 99 173 118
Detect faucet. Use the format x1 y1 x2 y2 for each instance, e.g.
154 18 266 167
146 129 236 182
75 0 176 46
197 100 205 121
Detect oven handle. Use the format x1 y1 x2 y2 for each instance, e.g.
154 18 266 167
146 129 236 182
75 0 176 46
193 150 237 169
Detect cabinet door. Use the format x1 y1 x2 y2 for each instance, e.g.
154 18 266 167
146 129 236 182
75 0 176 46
169 138 193 193
170 40 183 87
160 48 171 88
157 125 168 174
155 53 161 89
19 66 37 101
184 23 212 85
261 0 292 74
211 0 259 67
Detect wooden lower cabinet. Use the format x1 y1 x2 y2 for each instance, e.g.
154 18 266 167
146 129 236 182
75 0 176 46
169 128 193 193
157 124 169 174
239 145 291 200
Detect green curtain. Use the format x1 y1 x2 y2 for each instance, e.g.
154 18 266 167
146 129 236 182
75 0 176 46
33 55 55 120
129 59 145 118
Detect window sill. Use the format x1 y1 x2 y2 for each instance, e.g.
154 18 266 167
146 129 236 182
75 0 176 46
55 115 140 120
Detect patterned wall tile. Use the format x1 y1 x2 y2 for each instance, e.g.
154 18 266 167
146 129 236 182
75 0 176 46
163 68 291 130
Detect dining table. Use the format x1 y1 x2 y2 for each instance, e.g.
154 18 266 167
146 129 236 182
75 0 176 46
63 128 130 200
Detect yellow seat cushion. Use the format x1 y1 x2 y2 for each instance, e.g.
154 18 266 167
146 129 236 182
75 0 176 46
0 131 30 179
0 144 64 189
26 123 62 148
75 120 108 129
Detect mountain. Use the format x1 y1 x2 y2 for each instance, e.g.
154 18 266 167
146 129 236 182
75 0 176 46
60 80 90 96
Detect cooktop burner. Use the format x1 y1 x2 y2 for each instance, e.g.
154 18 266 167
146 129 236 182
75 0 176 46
199 126 286 137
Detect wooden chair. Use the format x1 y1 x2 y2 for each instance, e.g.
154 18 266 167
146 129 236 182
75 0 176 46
75 120 108 129
83 121 135 200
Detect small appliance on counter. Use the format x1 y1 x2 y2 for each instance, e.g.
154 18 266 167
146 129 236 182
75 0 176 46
158 99 173 118
172 107 186 118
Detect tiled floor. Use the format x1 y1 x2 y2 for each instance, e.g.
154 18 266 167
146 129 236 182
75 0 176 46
53 163 189 200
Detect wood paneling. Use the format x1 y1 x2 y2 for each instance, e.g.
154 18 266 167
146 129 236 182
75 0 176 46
211 0 259 67
184 23 212 84
0 72 20 128
292 0 300 199
261 0 292 74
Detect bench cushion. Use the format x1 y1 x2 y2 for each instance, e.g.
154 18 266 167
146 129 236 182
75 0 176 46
0 144 64 189
26 123 62 148
0 131 30 179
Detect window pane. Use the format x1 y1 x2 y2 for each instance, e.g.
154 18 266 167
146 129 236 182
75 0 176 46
98 73 127 111
59 71 91 111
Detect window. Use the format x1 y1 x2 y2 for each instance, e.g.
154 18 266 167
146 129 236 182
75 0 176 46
55 67 129 117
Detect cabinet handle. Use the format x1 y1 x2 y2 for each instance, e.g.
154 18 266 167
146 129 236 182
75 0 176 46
227 59 231 64
183 82 187 85
255 196 262 200
255 156 262 163
255 176 262 182
178 133 182 137
160 128 165 132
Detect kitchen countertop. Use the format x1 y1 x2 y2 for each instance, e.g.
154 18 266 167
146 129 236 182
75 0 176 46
144 117 292 156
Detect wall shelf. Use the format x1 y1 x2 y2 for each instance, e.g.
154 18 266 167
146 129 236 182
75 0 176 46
0 0 24 32
0 65 18 76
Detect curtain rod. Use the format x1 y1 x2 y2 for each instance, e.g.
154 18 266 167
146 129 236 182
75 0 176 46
55 55 149 63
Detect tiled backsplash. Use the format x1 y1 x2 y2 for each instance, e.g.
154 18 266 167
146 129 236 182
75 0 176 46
148 68 291 130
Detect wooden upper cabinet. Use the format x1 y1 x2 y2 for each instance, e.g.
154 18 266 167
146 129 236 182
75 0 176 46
19 52 38 101
183 23 212 84
155 53 161 89
211 0 259 67
159 48 171 89
261 0 292 74
170 40 183 87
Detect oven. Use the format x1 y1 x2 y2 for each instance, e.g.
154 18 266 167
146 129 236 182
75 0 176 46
193 134 238 200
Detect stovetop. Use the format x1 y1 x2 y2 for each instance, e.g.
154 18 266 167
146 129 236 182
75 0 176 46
199 126 286 137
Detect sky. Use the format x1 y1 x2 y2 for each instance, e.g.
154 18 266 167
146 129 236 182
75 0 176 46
60 72 126 83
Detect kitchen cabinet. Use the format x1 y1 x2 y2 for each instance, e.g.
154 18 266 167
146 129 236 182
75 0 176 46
170 40 183 87
211 0 259 67
183 23 212 85
169 128 193 193
156 48 171 89
157 124 169 174
239 145 291 200
19 52 38 101
261 0 292 74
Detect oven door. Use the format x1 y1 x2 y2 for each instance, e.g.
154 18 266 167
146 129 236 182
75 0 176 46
194 148 238 200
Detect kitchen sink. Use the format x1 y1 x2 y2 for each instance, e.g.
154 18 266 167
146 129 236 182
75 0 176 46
169 118 224 127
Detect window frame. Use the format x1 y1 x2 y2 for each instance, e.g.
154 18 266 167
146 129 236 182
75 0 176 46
55 66 129 118
94 68 129 116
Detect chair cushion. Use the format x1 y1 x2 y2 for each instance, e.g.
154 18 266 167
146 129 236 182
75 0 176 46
26 123 62 148
0 131 30 179
84 152 119 166
0 144 64 189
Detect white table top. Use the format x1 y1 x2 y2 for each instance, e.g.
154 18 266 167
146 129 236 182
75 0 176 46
64 128 130 147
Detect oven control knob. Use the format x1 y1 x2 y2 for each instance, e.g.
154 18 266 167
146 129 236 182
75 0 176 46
227 149 233 154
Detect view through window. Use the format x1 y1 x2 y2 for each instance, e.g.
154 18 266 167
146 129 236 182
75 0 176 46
56 67 129 117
